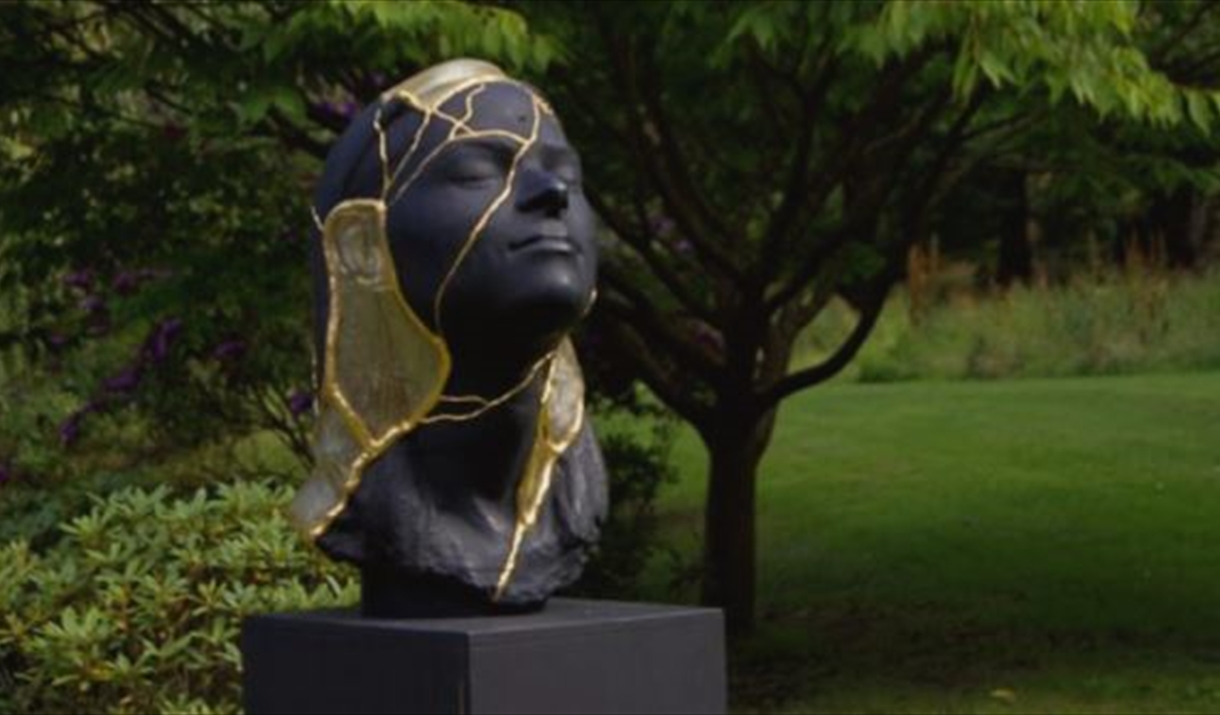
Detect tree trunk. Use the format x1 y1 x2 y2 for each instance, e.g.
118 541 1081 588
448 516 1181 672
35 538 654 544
1158 187 1202 270
700 405 777 636
997 170 1033 286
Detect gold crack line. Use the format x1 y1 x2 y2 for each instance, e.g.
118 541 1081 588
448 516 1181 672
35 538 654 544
437 83 489 139
388 130 528 207
493 353 559 599
385 95 433 193
385 78 535 199
373 105 390 198
436 349 552 406
385 76 496 185
431 95 542 332
422 350 554 425
494 345 586 600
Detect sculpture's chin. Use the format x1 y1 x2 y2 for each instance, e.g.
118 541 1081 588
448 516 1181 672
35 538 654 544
507 279 590 336
442 262 593 354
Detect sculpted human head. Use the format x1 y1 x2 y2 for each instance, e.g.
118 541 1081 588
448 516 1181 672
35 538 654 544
293 60 608 611
312 59 597 386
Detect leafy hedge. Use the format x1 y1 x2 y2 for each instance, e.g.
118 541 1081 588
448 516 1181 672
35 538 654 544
0 483 357 715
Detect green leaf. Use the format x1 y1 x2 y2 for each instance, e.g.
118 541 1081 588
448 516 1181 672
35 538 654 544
1185 90 1212 133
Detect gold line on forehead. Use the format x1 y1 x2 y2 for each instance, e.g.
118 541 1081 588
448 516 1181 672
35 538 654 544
383 74 493 194
431 94 543 333
456 84 488 136
388 77 539 143
384 79 540 204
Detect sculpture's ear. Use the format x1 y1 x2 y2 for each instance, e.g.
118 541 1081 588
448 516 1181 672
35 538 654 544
291 198 452 538
321 198 451 447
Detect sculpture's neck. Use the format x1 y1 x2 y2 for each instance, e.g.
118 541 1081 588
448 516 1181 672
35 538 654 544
412 372 546 508
439 330 559 399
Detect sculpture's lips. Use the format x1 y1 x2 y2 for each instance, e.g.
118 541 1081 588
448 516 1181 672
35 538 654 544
509 233 577 255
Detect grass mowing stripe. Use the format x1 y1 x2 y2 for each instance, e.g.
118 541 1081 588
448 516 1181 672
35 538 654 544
637 371 1220 713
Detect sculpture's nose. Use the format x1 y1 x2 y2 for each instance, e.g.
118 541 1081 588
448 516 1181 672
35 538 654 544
516 169 569 215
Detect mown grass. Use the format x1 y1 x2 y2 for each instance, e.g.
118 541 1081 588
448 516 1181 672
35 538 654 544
641 371 1220 714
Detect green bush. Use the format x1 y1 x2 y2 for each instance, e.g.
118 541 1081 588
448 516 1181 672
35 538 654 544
0 482 357 715
809 267 1220 383
569 416 677 599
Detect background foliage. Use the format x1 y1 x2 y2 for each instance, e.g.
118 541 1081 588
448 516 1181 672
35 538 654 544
0 483 357 715
2 0 1220 712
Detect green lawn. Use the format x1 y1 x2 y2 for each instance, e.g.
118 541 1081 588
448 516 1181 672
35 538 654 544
644 371 1220 714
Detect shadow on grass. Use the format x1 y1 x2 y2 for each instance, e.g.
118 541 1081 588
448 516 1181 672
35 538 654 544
729 600 1220 714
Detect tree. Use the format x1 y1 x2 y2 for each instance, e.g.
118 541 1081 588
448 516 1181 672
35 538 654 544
522 0 1220 632
4 1 1220 635
0 1 552 474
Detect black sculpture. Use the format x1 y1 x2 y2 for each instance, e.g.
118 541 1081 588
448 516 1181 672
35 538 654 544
289 59 607 615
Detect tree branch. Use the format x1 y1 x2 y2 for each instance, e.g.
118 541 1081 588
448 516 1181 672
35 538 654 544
760 94 994 406
760 52 840 272
759 277 893 405
598 23 744 283
766 83 962 316
265 107 330 159
586 186 718 322
1151 1 1220 66
636 44 740 244
597 313 713 427
598 265 724 384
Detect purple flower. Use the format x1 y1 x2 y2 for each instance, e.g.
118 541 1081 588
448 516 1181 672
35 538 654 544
47 332 69 350
63 269 94 291
113 270 139 296
146 317 183 362
317 99 359 121
0 462 12 486
287 390 314 418
58 412 83 447
162 122 185 143
114 267 171 295
80 295 105 314
103 366 142 394
691 321 724 353
136 317 182 363
137 268 172 281
211 339 247 362
86 314 112 337
648 213 676 239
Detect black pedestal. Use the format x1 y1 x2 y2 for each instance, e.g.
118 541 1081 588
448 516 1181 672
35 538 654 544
241 598 726 715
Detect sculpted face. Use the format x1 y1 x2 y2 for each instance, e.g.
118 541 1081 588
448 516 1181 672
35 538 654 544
385 82 597 363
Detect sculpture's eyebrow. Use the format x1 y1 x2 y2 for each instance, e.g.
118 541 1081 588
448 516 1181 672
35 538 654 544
449 136 518 160
538 142 579 166
541 141 578 161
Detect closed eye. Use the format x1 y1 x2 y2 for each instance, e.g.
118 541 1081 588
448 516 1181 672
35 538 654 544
436 141 514 187
448 161 501 184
